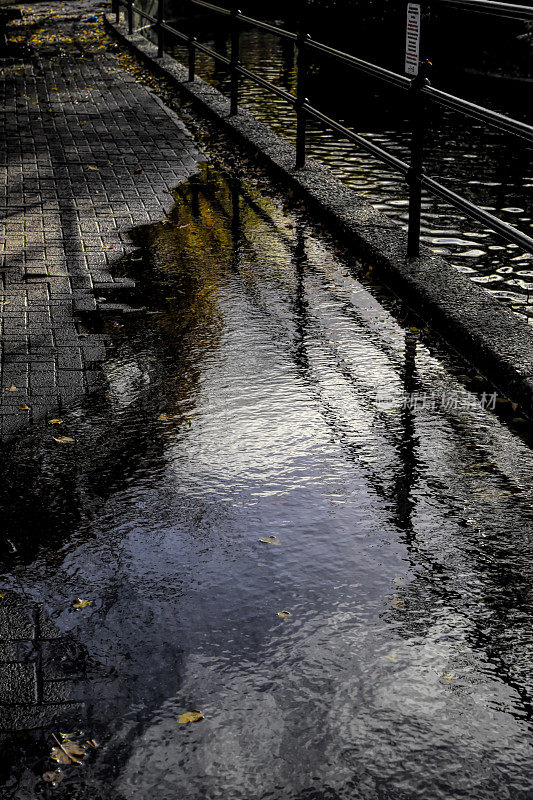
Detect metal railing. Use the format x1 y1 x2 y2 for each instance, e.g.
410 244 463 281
112 0 533 260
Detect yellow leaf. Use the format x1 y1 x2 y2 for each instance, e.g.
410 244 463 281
442 672 456 682
54 436 75 444
49 419 63 424
72 598 91 608
87 165 99 171
277 610 291 618
61 740 86 756
19 404 30 411
259 535 281 545
60 730 82 740
5 384 18 392
50 747 71 765
409 326 419 333
178 710 204 724
0 300 10 307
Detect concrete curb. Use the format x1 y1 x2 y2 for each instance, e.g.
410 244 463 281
105 15 533 418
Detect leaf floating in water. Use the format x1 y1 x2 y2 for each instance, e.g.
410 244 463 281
385 652 398 661
178 710 204 724
72 598 91 609
409 326 419 334
158 413 179 422
49 419 63 425
60 730 83 740
50 747 73 765
392 576 405 586
277 610 291 618
259 535 281 546
390 596 404 609
43 768 65 784
51 734 85 765
54 436 75 444
5 384 18 392
442 672 456 682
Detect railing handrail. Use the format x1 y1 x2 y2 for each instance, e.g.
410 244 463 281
114 0 533 260
435 0 533 20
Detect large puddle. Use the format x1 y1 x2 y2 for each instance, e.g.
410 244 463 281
1 163 533 799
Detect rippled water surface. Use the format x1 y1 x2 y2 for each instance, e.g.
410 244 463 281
166 26 533 320
1 164 533 799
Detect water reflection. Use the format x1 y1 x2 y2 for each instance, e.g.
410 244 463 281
176 28 533 320
1 164 532 798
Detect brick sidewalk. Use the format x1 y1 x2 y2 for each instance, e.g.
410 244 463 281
0 0 201 439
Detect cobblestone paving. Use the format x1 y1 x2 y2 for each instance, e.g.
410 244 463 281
0 590 86 732
0 0 201 440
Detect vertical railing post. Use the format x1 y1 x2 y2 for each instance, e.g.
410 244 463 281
296 32 310 169
406 58 431 258
127 0 133 34
188 33 197 81
230 9 241 116
114 0 120 24
157 0 164 57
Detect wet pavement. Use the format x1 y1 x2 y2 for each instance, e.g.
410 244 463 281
1 162 533 799
0 0 200 438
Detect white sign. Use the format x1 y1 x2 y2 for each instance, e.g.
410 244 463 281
405 3 421 76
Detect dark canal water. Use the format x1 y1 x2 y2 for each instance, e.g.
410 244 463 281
155 10 533 321
1 163 533 798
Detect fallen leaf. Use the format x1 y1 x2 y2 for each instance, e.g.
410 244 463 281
409 326 419 333
5 385 18 392
259 535 281 545
390 597 404 609
72 598 91 608
442 672 456 682
0 300 10 307
178 710 204 724
61 740 86 757
87 165 99 171
54 436 75 444
277 610 291 618
60 730 82 740
18 403 30 411
158 413 178 422
49 419 63 424
50 747 72 765
78 333 89 338
43 769 65 784
134 168 143 174
85 739 99 748
385 652 398 661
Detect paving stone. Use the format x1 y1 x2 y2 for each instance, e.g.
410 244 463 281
0 663 37 704
0 605 35 641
